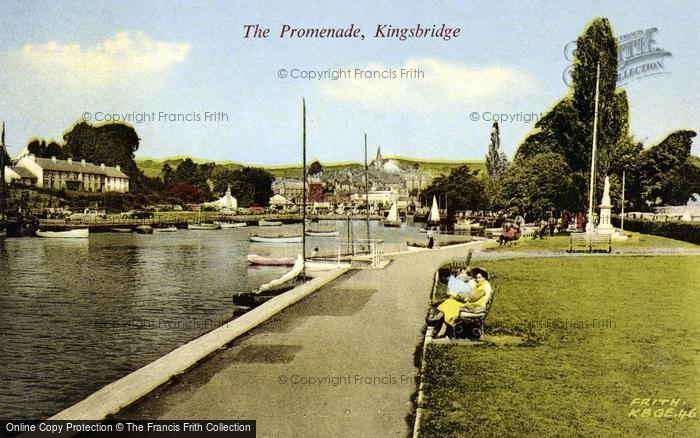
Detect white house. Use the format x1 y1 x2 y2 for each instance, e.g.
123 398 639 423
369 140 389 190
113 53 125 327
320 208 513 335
14 154 129 192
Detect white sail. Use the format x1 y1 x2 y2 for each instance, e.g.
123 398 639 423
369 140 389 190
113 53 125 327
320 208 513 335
428 196 441 223
257 255 304 293
387 201 399 222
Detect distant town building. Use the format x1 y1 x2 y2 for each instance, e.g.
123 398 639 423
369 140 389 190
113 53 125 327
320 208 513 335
203 185 237 210
351 188 401 208
12 155 129 192
4 166 38 185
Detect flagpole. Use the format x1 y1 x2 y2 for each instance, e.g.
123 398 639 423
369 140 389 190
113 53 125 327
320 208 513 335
302 98 307 279
586 62 601 234
365 134 370 244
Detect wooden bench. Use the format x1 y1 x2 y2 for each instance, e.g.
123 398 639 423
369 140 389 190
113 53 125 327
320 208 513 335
568 232 612 253
453 286 496 340
447 250 473 270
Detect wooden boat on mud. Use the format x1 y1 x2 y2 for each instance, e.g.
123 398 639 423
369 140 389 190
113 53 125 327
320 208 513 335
247 254 297 266
36 228 89 238
233 255 305 307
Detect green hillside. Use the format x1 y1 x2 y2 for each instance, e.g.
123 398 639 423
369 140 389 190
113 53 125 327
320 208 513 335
136 155 486 179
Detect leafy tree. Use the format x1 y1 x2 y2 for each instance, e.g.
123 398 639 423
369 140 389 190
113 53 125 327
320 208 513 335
27 139 65 159
309 160 323 176
161 163 174 187
212 167 274 207
492 153 578 220
636 130 698 208
485 122 509 182
422 165 489 214
63 122 141 182
168 181 206 204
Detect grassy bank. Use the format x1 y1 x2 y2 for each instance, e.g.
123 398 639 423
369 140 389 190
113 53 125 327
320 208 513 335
419 255 700 436
484 231 700 252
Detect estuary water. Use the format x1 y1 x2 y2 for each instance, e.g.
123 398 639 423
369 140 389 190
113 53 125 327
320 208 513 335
0 220 427 418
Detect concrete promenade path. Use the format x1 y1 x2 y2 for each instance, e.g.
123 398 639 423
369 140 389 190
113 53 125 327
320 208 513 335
117 243 479 437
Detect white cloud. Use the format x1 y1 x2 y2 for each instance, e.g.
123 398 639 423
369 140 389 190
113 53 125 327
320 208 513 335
320 58 533 109
9 32 190 86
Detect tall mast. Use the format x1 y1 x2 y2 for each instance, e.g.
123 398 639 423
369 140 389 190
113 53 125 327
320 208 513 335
0 121 5 221
365 134 370 243
302 98 307 278
586 62 601 234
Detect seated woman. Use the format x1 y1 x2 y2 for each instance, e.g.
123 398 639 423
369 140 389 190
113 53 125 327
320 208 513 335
498 225 515 246
429 267 492 338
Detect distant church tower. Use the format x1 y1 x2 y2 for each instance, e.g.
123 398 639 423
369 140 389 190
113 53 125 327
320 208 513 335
373 145 384 170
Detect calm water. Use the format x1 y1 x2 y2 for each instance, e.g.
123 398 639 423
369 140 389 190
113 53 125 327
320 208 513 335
0 220 426 419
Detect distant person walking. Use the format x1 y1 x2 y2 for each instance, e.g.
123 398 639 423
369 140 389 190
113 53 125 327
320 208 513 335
427 228 435 249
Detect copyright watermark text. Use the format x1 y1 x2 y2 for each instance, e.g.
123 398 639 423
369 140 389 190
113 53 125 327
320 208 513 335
277 67 425 80
81 111 230 124
469 111 542 124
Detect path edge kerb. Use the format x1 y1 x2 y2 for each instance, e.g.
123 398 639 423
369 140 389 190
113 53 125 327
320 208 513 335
49 266 351 421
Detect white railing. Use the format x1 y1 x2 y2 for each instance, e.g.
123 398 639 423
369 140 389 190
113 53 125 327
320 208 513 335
337 238 385 268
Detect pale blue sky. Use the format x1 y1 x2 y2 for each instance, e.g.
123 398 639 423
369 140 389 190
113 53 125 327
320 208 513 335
1 0 697 164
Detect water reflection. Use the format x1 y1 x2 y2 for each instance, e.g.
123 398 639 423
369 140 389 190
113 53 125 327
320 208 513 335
0 221 426 418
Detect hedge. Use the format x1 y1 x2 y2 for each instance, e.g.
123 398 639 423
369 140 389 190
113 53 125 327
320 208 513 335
612 216 700 245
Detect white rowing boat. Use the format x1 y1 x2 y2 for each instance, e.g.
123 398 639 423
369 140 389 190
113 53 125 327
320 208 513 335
250 234 302 243
305 229 339 237
153 226 178 232
259 220 283 226
219 222 247 228
36 228 89 239
189 223 222 230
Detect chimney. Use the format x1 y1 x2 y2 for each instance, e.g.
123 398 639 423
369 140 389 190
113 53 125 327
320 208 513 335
81 159 86 166
115 165 120 171
100 163 106 170
29 154 36 162
67 158 73 164
51 156 57 162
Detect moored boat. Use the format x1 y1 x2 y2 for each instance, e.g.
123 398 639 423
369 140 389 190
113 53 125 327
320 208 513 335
428 195 441 225
305 227 339 236
383 201 401 227
250 234 302 243
109 227 132 233
153 226 177 232
188 223 222 230
36 228 89 238
258 220 283 226
233 255 304 307
135 225 154 234
219 222 247 228
247 254 297 266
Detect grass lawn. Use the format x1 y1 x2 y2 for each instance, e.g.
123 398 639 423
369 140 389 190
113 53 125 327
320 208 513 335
483 231 700 252
419 255 700 437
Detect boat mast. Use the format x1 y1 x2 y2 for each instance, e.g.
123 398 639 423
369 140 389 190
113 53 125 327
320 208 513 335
0 122 5 222
302 98 307 278
586 62 601 234
364 133 370 244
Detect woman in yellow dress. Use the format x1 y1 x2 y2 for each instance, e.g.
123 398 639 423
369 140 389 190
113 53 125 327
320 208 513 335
431 267 491 338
